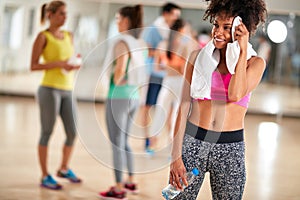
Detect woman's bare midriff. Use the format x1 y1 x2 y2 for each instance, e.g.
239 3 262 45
188 100 247 131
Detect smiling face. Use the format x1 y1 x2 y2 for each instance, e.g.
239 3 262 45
211 12 234 49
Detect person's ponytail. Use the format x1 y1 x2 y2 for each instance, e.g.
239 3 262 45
134 5 143 29
40 3 47 25
119 4 143 38
40 1 66 25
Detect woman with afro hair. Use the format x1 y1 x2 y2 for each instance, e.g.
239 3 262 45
168 0 267 199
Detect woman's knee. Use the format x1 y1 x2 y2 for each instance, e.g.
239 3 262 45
39 132 52 146
65 132 76 146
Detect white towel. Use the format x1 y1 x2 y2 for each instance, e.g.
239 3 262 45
190 40 257 99
226 41 257 74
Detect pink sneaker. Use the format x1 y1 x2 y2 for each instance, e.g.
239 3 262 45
98 187 127 200
124 183 139 194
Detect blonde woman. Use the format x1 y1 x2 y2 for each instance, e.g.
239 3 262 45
31 0 81 190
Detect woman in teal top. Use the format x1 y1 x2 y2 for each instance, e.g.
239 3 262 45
99 5 146 200
107 59 139 100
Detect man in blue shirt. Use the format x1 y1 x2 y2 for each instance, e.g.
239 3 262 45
141 2 181 151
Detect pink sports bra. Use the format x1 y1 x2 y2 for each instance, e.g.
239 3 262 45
194 71 251 108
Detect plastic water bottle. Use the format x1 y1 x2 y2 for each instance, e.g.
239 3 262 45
162 168 199 200
68 53 82 66
62 54 82 74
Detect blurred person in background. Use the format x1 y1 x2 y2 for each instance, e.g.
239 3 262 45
98 5 146 200
148 19 199 152
30 0 81 190
198 29 211 49
141 2 181 152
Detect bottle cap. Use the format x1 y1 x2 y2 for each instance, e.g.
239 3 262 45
192 168 199 176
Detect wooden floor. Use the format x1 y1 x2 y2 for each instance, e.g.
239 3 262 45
0 93 300 200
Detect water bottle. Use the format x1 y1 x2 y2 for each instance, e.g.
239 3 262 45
62 54 82 74
68 53 82 66
162 168 199 200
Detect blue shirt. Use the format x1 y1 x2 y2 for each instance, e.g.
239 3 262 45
142 26 166 78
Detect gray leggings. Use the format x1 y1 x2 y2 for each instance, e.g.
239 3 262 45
174 126 246 200
37 86 77 146
105 98 139 183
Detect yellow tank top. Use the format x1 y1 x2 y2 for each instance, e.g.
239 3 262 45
41 30 74 90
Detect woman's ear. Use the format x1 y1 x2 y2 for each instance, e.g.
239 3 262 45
47 12 52 20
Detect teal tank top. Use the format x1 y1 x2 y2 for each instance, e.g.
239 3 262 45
107 59 139 99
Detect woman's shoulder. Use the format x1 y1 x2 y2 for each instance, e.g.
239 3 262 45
114 40 129 56
63 30 72 35
62 30 73 38
248 55 266 70
36 31 47 41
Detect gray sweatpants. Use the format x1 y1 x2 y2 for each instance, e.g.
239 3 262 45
37 86 77 146
105 98 139 183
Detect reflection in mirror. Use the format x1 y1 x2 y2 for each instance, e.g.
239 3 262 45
1 4 24 73
74 16 100 56
3 5 23 49
27 8 35 37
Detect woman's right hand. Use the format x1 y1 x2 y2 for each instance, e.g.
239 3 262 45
169 157 187 190
61 61 80 71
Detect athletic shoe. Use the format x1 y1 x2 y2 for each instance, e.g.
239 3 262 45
40 175 62 190
145 148 155 157
57 169 81 183
124 183 139 194
98 187 127 200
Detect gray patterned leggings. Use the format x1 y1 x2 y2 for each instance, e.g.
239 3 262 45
174 122 246 200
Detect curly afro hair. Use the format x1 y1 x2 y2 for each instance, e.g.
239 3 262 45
203 0 267 36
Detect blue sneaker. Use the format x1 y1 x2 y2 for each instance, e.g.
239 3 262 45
40 175 62 190
145 148 155 157
57 169 81 183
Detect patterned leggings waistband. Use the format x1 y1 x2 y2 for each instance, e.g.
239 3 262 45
185 121 244 144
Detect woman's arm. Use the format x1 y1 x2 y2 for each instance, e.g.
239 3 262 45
153 41 167 72
228 23 266 101
169 49 199 190
113 41 130 85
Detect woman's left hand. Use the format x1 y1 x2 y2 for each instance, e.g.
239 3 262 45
234 21 249 51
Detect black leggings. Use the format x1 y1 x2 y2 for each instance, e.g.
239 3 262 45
174 122 246 200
